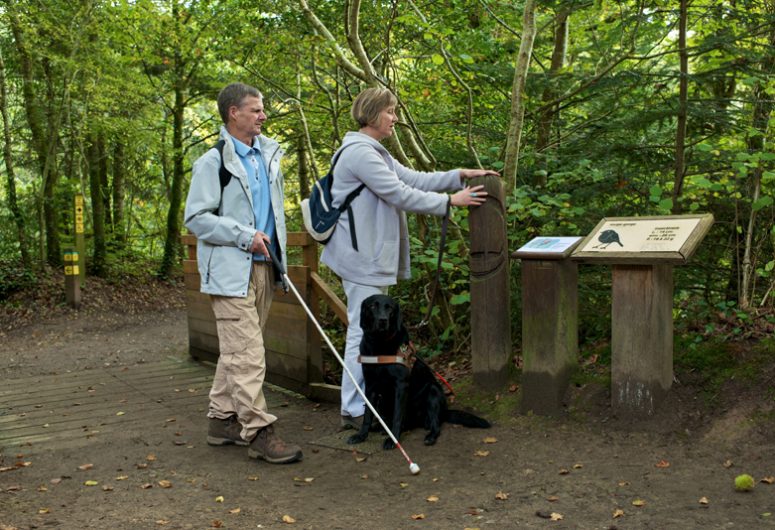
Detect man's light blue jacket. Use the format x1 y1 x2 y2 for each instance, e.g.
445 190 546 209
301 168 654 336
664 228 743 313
184 127 287 297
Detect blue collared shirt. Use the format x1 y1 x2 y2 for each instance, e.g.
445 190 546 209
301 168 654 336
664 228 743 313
231 137 276 261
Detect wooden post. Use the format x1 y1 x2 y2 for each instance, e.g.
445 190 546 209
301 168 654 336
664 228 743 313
469 175 511 390
74 194 86 282
611 264 673 415
519 258 578 415
63 249 81 309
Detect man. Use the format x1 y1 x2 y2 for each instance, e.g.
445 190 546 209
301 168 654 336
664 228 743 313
184 83 302 464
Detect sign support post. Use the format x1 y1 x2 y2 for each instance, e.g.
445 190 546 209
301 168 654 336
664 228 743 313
573 214 713 416
74 194 86 282
513 237 581 415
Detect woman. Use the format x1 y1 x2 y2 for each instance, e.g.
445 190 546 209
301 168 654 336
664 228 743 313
320 87 499 429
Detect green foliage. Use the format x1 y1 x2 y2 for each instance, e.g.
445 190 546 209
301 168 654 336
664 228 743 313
0 0 773 356
0 258 37 299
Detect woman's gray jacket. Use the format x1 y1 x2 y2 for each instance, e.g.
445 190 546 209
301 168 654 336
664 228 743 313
184 127 287 297
321 131 462 287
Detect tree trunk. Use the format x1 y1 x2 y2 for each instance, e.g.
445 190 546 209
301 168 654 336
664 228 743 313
0 46 31 268
98 137 112 236
739 11 775 309
159 84 186 279
7 3 61 266
88 134 107 277
534 7 569 187
671 0 688 212
112 140 126 247
503 0 537 190
297 135 310 200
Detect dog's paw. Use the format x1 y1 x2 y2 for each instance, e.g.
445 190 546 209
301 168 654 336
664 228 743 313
347 433 367 445
423 434 438 446
382 438 396 450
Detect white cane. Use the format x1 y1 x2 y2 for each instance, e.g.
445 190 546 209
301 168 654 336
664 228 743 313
267 246 420 475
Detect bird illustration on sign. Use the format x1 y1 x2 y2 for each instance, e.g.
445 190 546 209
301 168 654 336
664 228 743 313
592 229 624 249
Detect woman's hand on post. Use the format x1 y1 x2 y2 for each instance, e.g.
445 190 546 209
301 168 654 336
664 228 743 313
450 185 488 207
459 168 500 179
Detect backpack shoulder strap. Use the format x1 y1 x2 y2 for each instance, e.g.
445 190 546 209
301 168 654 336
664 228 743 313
214 139 232 190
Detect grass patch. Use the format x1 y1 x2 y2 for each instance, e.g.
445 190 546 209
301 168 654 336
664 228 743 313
449 375 520 425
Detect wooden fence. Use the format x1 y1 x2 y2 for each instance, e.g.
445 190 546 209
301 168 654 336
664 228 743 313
181 232 347 402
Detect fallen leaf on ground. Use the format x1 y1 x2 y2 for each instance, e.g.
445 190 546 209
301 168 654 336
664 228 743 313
573 463 584 469
761 476 774 484
77 464 94 471
158 480 172 488
229 508 241 514
115 411 125 416
426 495 439 502
102 485 114 492
141 483 153 489
613 508 625 518
83 480 99 486
303 426 313 431
155 520 169 526
482 436 498 444
655 460 670 468
559 468 570 475
632 499 646 507
550 513 564 521
699 497 709 505
115 475 128 481
282 514 296 523
410 514 425 520
211 521 223 528
247 476 259 481
474 450 490 457
495 491 509 500
38 508 50 514
399 482 408 488
723 459 734 468
546 495 559 502
215 496 224 503
146 454 157 462
50 478 62 485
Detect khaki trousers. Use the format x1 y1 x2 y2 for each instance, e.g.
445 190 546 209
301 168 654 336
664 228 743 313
208 262 276 441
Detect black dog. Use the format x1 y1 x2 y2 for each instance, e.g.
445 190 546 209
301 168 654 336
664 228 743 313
347 294 490 450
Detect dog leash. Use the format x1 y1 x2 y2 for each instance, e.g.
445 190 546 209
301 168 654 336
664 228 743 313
418 200 450 328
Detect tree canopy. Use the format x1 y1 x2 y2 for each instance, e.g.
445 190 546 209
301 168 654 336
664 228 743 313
1 0 773 348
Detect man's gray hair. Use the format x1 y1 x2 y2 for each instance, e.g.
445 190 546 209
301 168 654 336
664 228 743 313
217 83 263 124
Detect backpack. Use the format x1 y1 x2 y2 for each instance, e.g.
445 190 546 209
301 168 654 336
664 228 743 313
301 144 366 249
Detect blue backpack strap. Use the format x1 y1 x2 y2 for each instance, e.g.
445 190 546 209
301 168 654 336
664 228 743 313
331 144 367 250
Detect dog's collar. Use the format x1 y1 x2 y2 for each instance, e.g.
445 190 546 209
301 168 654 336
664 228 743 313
359 342 416 366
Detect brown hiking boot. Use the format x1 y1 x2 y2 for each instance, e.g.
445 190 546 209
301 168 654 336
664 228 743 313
247 424 303 464
207 415 249 446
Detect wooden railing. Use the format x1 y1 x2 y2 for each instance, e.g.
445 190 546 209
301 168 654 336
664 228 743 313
181 232 346 402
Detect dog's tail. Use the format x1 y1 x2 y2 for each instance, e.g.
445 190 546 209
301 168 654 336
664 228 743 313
445 409 491 429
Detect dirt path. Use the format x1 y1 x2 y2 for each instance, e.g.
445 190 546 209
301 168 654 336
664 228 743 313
1 304 774 529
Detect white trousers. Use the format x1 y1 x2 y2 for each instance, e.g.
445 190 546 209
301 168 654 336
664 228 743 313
341 280 388 417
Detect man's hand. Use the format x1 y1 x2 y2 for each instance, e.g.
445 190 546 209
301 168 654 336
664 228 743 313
250 231 271 258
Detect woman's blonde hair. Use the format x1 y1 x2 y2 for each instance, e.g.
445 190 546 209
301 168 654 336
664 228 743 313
351 87 397 128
